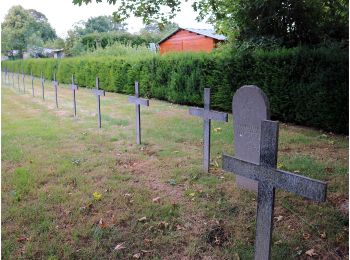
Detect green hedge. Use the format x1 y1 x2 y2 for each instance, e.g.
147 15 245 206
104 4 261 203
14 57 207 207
2 47 348 134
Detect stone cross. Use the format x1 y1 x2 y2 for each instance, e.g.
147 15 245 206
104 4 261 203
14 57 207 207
12 72 14 88
128 81 149 144
189 88 228 172
52 73 59 108
30 70 34 97
71 75 78 117
17 72 20 92
93 77 105 128
232 85 270 191
22 70 25 93
222 86 327 260
40 72 45 100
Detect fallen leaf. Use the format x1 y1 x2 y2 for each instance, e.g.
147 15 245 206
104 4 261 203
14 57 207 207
189 192 196 197
274 215 283 222
138 216 147 222
214 127 222 132
320 231 327 239
274 240 282 245
93 192 102 201
294 170 300 173
325 167 334 173
17 236 27 243
305 249 317 256
114 242 126 251
141 250 152 253
152 197 161 203
99 218 108 228
157 221 169 230
133 253 141 259
277 163 284 169
124 193 132 197
303 233 310 240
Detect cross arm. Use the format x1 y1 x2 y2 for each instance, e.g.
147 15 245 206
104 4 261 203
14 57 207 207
222 155 327 202
189 107 228 122
93 89 105 96
128 96 149 106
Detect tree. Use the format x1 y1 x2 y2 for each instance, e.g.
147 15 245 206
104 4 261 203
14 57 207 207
73 0 348 46
1 5 57 56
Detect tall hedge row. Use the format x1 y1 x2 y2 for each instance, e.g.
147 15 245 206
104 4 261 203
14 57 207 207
2 47 348 134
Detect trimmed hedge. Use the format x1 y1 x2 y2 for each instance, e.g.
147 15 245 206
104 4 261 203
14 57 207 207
2 47 348 134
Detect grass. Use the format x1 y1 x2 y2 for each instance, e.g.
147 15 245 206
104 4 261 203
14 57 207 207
1 74 349 259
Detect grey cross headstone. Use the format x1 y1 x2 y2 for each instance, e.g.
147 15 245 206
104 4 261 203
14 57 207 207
232 85 270 191
30 70 35 97
52 73 59 108
71 75 78 117
189 88 228 172
40 72 45 100
222 87 327 260
128 81 150 144
93 77 105 128
22 70 25 93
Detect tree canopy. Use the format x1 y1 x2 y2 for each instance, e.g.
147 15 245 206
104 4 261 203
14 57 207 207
1 5 57 56
73 0 348 47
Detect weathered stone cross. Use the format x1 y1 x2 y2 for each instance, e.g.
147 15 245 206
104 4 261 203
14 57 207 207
12 71 14 88
222 86 327 260
40 72 45 100
71 75 78 117
30 70 35 97
22 70 25 93
189 88 228 172
128 81 150 145
52 73 59 108
17 71 20 92
93 77 105 128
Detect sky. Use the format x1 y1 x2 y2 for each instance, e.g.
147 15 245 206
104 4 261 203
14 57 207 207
0 0 213 38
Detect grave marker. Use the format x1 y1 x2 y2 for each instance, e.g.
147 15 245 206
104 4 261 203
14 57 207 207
189 88 228 172
30 70 34 96
232 85 270 191
93 77 105 128
222 86 327 260
128 81 149 144
17 72 20 92
40 72 45 100
22 70 25 93
52 73 59 108
71 75 78 117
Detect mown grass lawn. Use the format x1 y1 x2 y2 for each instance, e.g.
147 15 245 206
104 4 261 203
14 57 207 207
1 76 348 259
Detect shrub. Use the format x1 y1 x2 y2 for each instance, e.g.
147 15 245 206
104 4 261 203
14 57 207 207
3 46 348 134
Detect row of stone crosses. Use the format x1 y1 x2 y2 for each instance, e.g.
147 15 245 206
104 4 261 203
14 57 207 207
1 68 327 260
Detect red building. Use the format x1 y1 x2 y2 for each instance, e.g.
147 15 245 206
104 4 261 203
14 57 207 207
158 28 226 55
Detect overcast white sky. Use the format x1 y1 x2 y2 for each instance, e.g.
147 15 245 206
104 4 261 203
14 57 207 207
0 0 213 38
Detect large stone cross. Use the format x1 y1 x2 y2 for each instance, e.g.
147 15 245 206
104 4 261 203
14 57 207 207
222 86 327 260
71 75 78 117
128 81 149 145
40 72 45 100
30 70 35 97
52 73 59 108
189 88 228 172
93 77 105 128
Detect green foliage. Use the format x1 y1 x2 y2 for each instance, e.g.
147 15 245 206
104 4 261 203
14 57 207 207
72 0 348 47
3 46 348 133
1 5 57 55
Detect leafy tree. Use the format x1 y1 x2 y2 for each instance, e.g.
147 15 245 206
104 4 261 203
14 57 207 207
1 5 57 56
73 0 348 46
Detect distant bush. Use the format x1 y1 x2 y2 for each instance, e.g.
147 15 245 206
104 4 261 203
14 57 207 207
83 42 155 59
3 46 348 134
